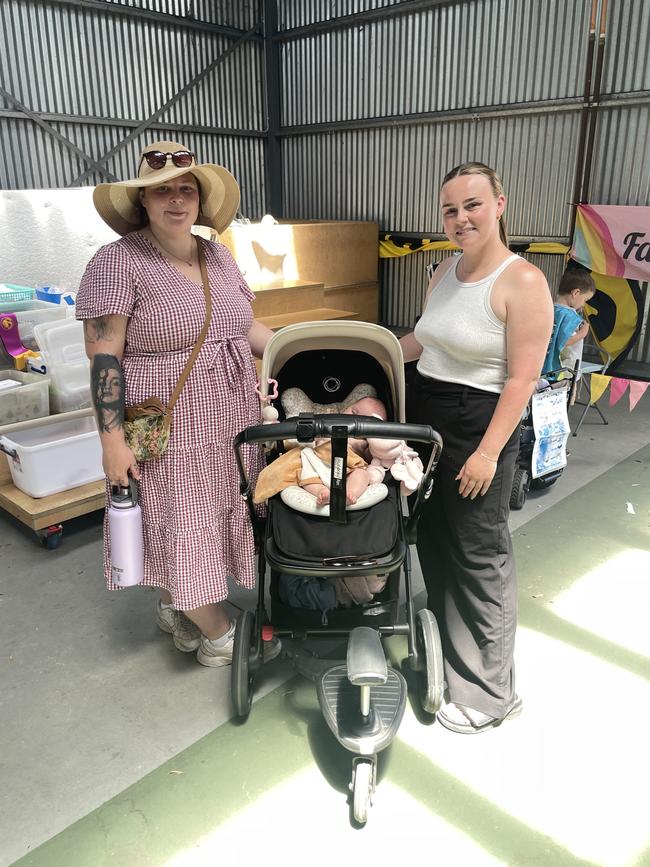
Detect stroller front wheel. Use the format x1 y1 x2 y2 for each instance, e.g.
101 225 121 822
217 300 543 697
232 610 255 718
351 759 374 824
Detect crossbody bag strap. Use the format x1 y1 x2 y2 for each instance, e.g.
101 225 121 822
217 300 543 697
167 236 213 412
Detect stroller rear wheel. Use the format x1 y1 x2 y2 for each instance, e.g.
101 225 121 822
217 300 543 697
415 609 444 715
232 610 255 718
510 466 530 510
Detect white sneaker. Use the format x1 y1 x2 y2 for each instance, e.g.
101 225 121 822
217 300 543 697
196 622 282 668
156 600 201 652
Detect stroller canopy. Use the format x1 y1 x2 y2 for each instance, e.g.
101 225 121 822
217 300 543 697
258 321 406 422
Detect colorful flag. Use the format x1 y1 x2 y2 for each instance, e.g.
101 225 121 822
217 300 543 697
629 380 650 411
589 373 611 404
572 204 650 282
608 377 629 407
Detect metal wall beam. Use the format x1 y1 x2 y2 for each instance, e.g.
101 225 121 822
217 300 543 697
0 84 119 181
69 22 262 185
273 0 464 41
0 110 265 138
34 0 262 40
264 0 282 216
277 97 584 137
275 91 650 137
381 231 572 244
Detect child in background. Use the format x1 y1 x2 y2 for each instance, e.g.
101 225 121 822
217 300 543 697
543 270 596 376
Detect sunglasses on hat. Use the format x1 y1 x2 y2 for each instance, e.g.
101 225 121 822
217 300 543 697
138 149 195 172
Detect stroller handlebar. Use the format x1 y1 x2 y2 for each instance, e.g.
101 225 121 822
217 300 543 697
233 415 443 547
233 415 443 448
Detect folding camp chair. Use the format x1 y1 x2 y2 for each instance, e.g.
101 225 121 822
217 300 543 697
572 339 613 436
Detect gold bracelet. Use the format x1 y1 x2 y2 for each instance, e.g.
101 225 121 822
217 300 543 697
478 450 498 463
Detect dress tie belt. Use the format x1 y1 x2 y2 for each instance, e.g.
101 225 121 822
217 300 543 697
203 337 250 390
125 337 250 392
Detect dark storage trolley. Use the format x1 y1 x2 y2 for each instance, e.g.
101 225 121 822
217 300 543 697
232 321 444 824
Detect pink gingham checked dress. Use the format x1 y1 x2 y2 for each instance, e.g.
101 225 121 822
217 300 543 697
76 233 263 609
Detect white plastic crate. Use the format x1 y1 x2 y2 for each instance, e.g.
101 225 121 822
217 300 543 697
32 319 86 365
0 300 53 313
48 362 91 413
32 319 91 413
0 415 103 498
13 306 67 350
0 370 50 425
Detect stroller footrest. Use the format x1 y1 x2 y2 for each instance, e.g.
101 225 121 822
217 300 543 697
347 627 388 686
317 664 407 755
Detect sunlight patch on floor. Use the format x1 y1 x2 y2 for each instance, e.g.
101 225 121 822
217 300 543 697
163 766 506 866
398 626 650 867
551 548 650 658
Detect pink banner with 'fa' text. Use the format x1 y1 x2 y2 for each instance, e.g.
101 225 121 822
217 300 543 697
571 204 650 282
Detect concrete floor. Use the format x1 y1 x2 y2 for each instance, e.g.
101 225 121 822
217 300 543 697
1 395 649 867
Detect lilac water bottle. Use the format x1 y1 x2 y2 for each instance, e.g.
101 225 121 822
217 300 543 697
108 479 144 587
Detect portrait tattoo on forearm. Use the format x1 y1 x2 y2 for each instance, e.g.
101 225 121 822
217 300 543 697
84 316 113 344
91 354 125 433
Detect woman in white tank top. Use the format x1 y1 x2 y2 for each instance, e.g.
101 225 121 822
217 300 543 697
400 163 553 733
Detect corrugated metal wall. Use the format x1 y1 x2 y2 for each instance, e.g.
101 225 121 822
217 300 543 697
2 0 648 359
0 0 267 216
277 0 649 338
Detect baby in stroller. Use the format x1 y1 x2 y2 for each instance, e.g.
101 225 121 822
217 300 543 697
254 389 424 512
253 385 424 613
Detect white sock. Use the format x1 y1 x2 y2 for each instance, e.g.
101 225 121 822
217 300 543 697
206 621 235 647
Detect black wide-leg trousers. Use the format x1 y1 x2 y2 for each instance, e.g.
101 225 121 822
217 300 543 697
407 370 520 718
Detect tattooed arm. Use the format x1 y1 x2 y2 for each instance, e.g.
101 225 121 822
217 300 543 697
83 315 140 484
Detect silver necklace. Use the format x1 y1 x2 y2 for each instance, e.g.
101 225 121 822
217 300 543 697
148 230 195 267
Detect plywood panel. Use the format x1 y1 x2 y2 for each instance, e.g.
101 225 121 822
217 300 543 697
258 307 359 330
220 221 378 290
0 479 105 531
324 282 379 323
250 281 324 318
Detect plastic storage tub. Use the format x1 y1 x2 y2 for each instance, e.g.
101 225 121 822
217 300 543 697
0 370 50 425
48 362 91 413
35 286 77 305
33 320 86 365
13 306 67 351
32 319 90 412
0 300 53 314
0 415 103 497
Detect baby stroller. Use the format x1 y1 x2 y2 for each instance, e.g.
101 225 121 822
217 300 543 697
510 365 579 510
232 321 444 824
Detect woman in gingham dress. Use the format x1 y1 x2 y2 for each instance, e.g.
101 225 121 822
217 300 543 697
76 140 280 667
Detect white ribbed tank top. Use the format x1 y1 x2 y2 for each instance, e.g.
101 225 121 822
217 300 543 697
414 253 520 394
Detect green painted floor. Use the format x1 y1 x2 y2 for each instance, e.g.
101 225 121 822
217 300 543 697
14 446 650 867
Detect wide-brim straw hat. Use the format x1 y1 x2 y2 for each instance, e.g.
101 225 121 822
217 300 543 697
93 140 241 236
